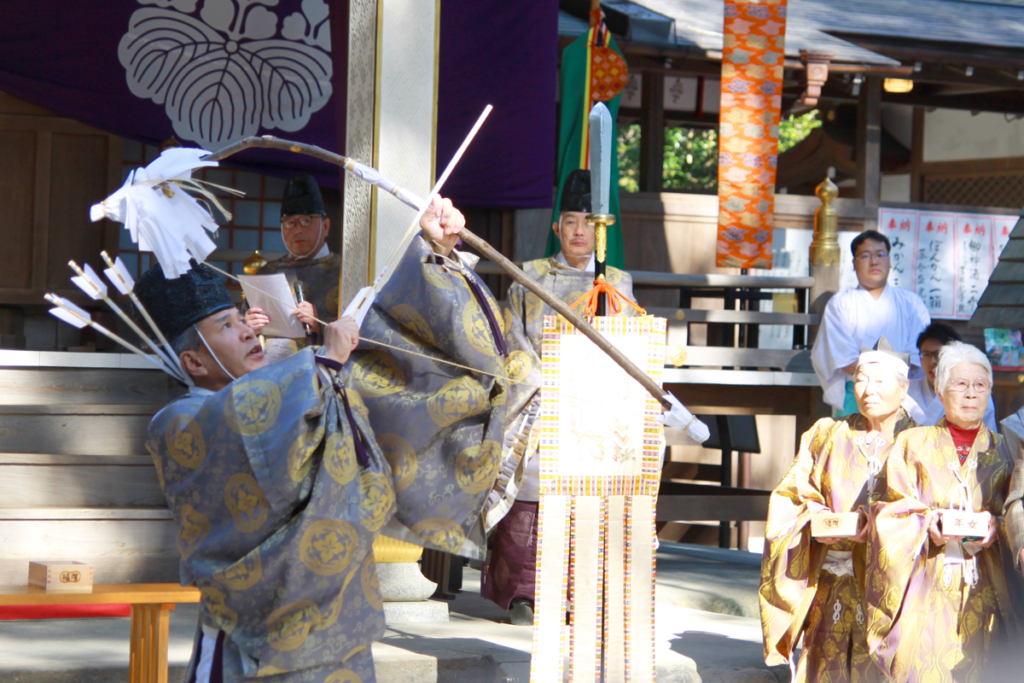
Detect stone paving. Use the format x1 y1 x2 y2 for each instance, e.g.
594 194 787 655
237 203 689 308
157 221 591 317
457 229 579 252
0 543 785 682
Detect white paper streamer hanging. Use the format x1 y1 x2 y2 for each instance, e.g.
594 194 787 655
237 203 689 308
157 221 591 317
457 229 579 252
89 148 225 279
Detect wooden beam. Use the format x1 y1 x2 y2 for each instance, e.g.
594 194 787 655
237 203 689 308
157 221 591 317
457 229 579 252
911 107 925 203
882 89 1024 114
663 382 819 415
828 34 1024 73
639 70 665 193
656 483 770 522
856 76 882 228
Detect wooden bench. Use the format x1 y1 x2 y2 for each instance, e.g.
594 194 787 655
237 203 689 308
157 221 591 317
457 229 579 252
0 583 200 683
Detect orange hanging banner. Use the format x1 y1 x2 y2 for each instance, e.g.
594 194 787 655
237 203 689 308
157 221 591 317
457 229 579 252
715 0 788 269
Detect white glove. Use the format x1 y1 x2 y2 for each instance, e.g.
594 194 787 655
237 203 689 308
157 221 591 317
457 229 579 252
661 393 710 444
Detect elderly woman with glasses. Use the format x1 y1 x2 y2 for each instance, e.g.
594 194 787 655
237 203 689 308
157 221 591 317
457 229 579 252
760 341 915 682
867 341 1021 682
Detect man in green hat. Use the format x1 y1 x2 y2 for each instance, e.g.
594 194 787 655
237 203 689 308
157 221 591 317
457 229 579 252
244 173 340 361
481 169 641 624
140 196 510 683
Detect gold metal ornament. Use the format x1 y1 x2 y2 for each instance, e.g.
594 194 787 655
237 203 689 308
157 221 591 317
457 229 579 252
586 213 616 264
810 177 841 267
243 250 268 275
372 535 424 563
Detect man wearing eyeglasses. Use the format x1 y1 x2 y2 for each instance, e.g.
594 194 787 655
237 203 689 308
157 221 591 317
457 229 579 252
244 173 339 361
811 230 931 416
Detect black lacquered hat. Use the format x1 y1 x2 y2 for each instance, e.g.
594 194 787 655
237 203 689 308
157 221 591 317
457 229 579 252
560 169 592 213
281 173 326 217
134 261 234 341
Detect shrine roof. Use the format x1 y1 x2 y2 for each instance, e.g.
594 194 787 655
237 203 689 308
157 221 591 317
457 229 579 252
971 212 1024 328
561 0 1024 66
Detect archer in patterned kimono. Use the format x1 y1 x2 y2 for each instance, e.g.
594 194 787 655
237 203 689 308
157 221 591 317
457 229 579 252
760 342 915 682
867 341 1023 682
480 169 642 624
140 197 509 683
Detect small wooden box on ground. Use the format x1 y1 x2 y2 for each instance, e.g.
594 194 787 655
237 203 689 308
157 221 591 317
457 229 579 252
28 561 93 592
811 512 860 538
941 511 989 541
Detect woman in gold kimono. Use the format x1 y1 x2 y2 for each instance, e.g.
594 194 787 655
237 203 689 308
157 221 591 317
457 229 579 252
867 341 1020 682
760 343 915 682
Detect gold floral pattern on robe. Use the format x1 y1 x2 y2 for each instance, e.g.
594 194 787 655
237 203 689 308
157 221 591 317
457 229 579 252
349 238 508 558
148 237 507 680
866 421 1024 683
149 350 389 676
759 411 914 682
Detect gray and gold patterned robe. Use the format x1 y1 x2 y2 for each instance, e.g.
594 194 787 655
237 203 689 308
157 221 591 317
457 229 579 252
257 251 341 360
483 255 638 529
149 237 507 682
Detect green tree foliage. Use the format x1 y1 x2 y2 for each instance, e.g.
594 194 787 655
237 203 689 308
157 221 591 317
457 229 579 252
617 110 820 193
778 110 822 154
663 127 718 193
617 123 641 193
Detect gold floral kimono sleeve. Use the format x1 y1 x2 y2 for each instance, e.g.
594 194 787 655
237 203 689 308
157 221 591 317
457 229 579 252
866 423 1023 681
759 417 837 665
759 411 915 668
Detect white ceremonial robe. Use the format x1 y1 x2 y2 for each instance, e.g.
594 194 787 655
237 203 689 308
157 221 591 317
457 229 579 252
906 377 997 431
811 284 931 410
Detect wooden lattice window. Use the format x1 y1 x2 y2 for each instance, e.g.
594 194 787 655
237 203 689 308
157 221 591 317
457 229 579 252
923 173 1024 210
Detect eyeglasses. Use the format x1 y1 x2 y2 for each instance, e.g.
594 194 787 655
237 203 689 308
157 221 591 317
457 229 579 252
854 251 889 261
281 215 324 231
920 351 941 361
946 378 991 393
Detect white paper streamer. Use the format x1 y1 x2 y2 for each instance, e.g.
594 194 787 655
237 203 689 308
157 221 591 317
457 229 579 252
90 148 223 279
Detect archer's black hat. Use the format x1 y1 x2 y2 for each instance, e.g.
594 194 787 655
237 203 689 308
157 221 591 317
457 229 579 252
135 261 234 341
560 169 592 213
281 173 325 217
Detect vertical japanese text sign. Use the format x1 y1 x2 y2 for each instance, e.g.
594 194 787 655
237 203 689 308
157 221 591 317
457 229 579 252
878 208 918 291
915 213 957 319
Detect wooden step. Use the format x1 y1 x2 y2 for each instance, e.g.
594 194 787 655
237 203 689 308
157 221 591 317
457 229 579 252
0 367 183 406
0 412 153 455
0 454 164 507
0 508 179 585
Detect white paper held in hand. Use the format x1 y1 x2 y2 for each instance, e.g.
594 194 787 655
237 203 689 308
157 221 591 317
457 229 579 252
237 273 307 339
341 286 376 328
662 393 710 444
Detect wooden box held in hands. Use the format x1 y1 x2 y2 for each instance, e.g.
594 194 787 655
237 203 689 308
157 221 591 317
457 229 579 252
941 511 988 542
811 512 861 538
28 561 93 592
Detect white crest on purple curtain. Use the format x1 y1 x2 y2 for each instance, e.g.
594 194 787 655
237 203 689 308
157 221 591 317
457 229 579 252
118 0 332 149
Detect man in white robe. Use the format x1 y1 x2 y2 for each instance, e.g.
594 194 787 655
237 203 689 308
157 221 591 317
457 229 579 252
811 230 931 415
906 322 997 430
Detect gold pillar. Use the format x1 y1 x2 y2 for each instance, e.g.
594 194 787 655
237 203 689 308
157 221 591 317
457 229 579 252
808 176 840 345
